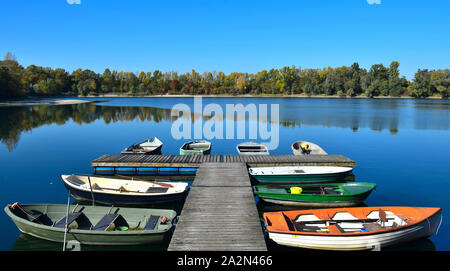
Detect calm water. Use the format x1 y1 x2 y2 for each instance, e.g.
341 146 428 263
0 97 449 251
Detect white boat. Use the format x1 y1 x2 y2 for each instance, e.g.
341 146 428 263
291 141 327 155
263 206 442 250
248 166 353 183
61 175 188 205
236 141 269 155
122 137 163 155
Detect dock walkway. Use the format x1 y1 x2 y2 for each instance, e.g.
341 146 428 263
167 163 267 251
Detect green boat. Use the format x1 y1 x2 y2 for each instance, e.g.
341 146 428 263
248 166 353 184
5 203 177 246
253 182 376 207
179 140 211 155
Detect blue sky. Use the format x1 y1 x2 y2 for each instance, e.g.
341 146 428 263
0 0 448 79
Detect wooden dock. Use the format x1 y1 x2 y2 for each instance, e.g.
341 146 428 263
168 163 267 251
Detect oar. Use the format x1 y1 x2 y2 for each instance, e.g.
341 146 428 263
116 174 173 188
62 191 71 251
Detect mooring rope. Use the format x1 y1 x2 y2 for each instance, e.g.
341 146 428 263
436 215 443 236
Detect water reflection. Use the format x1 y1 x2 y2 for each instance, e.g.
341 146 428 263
1 98 449 151
264 235 436 251
12 233 169 251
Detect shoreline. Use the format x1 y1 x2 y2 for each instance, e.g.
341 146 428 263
0 98 94 107
1 95 447 106
81 94 447 100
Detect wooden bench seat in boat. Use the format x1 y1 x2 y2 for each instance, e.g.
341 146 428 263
144 215 160 230
66 175 85 186
53 212 84 228
92 213 121 231
146 187 169 193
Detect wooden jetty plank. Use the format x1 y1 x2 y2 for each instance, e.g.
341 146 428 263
168 163 267 251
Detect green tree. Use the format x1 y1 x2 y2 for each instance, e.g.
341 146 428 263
388 61 402 97
409 69 432 98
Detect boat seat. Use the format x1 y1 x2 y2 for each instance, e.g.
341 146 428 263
323 187 340 195
92 214 121 231
144 215 160 230
363 223 383 232
146 187 169 193
294 224 323 232
332 212 358 221
327 224 344 234
66 175 85 186
9 204 45 224
53 212 83 228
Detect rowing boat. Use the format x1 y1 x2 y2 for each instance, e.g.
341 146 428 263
5 203 177 245
253 182 376 207
249 166 353 184
179 140 211 155
236 141 269 155
263 206 442 250
121 137 163 155
291 141 327 155
61 175 188 206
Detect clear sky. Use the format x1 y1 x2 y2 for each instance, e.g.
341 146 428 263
1 0 449 79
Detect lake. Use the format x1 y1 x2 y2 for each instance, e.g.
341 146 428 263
0 97 449 251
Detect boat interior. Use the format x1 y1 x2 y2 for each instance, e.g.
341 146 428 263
237 144 269 155
292 141 327 155
8 203 168 232
262 184 342 195
124 138 162 153
182 141 211 151
268 209 409 234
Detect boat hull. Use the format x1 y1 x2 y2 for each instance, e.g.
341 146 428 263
121 145 162 155
252 173 350 184
179 148 211 155
63 182 187 206
258 197 364 207
11 218 167 245
267 208 442 251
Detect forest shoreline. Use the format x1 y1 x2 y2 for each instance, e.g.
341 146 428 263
81 93 448 99
0 98 93 107
1 94 447 107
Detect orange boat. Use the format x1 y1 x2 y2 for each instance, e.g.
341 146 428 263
263 206 442 250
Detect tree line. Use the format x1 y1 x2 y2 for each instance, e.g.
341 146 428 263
1 52 448 99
